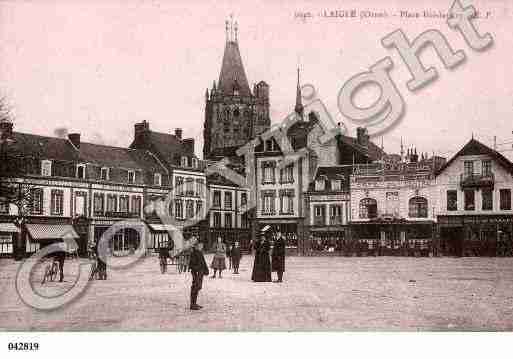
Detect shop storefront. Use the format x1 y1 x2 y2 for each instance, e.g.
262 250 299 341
438 215 513 256
25 223 80 254
0 222 19 256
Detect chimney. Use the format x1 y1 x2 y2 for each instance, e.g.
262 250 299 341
175 128 182 140
356 127 369 147
0 120 13 141
182 138 195 154
68 133 81 149
133 120 150 148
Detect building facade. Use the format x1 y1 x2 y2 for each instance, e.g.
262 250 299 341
435 138 513 256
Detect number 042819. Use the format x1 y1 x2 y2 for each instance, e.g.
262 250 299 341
8 342 39 351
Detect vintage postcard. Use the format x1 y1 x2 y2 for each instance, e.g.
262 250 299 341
0 0 512 355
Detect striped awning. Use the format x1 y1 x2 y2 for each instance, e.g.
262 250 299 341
147 224 177 232
26 224 79 241
0 223 20 233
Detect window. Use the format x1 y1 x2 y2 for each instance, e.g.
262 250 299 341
500 189 511 210
464 160 474 177
224 192 232 209
280 190 294 214
181 156 188 167
315 179 325 191
313 205 326 225
0 202 8 214
191 158 198 168
154 173 162 186
196 201 203 218
186 178 194 195
76 164 86 179
175 200 183 219
330 205 342 217
128 171 135 184
30 188 43 215
262 162 275 184
359 198 377 219
331 180 342 191
119 195 129 213
213 190 221 207
241 193 247 207
196 179 204 197
482 160 492 176
51 189 64 215
41 160 52 176
213 212 222 227
447 190 457 211
0 234 13 254
265 139 274 152
175 176 184 195
261 191 275 215
241 213 249 228
131 196 141 215
75 192 87 216
482 189 493 210
101 167 109 181
409 197 428 218
106 194 117 212
224 213 232 228
93 193 105 214
385 191 399 217
464 189 475 210
186 200 194 219
280 165 294 184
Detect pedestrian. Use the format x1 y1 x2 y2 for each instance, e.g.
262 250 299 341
188 239 209 310
226 240 232 270
231 241 242 274
95 239 107 280
54 243 66 282
210 236 226 278
271 230 286 283
251 229 271 282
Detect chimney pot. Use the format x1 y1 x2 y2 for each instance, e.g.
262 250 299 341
175 128 183 140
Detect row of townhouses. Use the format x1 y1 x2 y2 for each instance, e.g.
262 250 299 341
1 20 512 258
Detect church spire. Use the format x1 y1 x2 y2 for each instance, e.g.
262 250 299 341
295 68 304 116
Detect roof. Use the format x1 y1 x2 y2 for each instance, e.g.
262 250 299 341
338 134 385 162
207 172 242 188
207 145 243 160
133 130 196 168
218 41 251 97
309 165 352 192
435 138 513 176
9 132 165 173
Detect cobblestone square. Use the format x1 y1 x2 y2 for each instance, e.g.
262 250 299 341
1 255 513 331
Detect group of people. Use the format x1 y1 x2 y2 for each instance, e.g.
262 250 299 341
251 229 286 283
187 228 286 310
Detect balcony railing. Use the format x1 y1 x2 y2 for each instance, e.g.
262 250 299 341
460 172 494 189
329 216 344 226
104 211 140 218
313 217 325 226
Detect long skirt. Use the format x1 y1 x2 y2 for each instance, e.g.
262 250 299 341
211 255 226 270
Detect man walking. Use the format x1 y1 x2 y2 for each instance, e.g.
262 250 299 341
271 230 286 283
188 238 209 310
231 241 242 274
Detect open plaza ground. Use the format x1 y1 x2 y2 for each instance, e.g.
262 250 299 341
1 255 513 331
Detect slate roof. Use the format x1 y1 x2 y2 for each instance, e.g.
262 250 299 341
217 41 251 97
435 138 513 176
308 165 352 192
338 134 385 162
8 132 165 173
206 172 242 188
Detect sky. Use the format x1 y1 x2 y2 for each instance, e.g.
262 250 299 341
0 0 512 160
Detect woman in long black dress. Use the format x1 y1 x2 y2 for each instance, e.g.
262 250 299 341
251 234 271 282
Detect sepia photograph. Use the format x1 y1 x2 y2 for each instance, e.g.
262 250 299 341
0 0 512 356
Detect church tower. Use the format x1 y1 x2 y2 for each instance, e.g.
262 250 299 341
203 16 270 160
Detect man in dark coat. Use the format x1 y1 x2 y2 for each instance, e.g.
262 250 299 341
271 231 286 283
188 239 209 310
231 241 242 274
53 244 66 282
251 233 271 282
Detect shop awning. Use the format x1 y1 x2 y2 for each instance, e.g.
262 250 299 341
147 224 177 232
0 223 20 233
26 224 79 241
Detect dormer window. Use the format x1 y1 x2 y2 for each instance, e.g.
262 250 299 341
181 156 188 168
76 164 86 179
101 167 109 181
233 89 239 96
315 179 326 191
191 158 198 168
41 160 52 177
128 170 135 184
331 179 342 191
154 173 162 186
